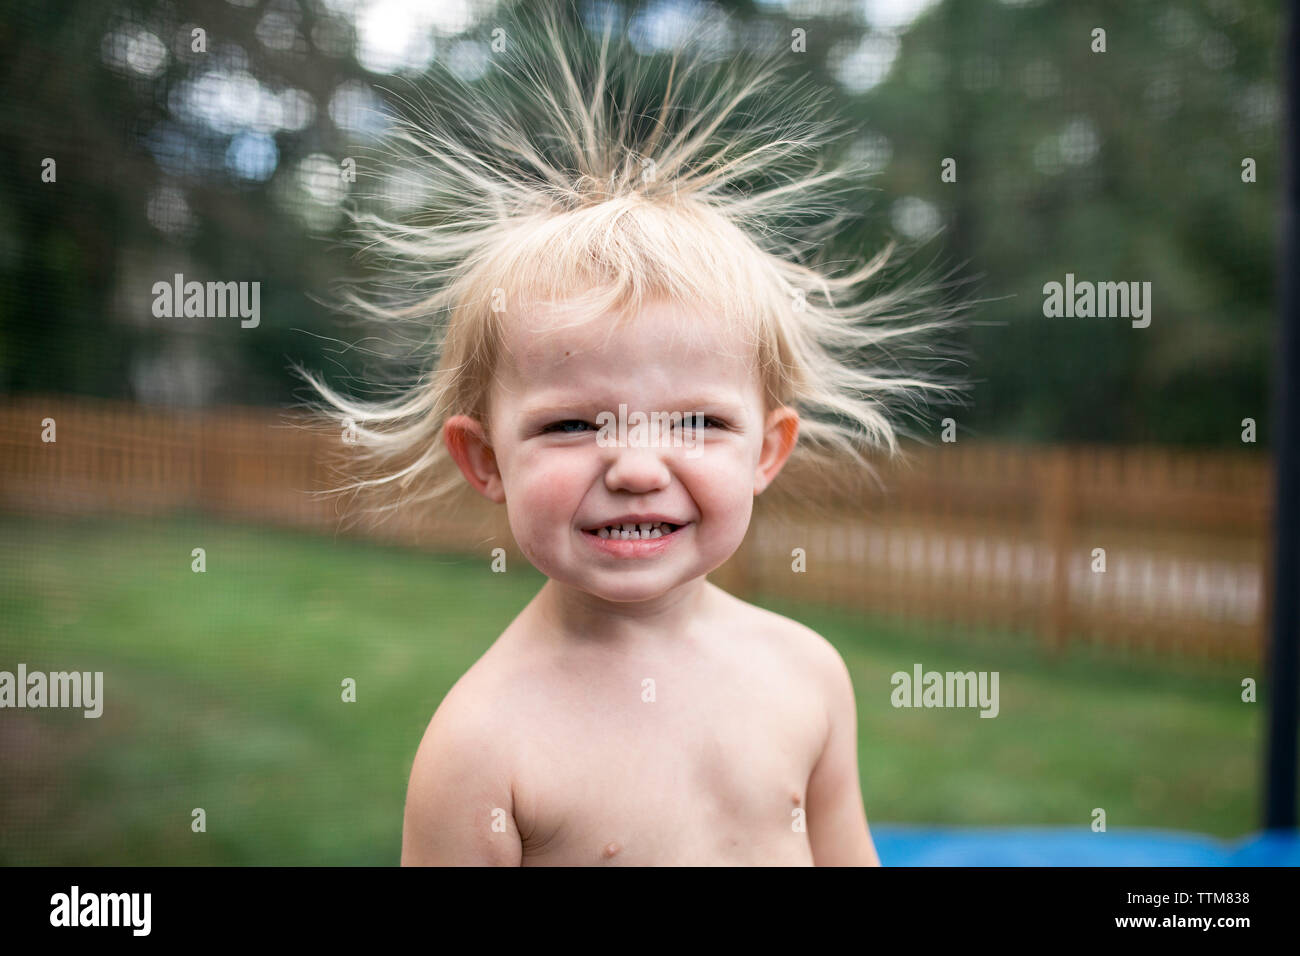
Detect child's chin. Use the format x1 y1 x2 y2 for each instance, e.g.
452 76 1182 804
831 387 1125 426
575 573 689 604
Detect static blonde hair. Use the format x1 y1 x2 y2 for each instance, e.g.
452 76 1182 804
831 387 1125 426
299 4 959 521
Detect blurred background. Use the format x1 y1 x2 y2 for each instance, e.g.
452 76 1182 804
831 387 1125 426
0 0 1293 865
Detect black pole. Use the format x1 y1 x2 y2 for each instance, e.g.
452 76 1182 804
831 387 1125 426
1265 0 1300 831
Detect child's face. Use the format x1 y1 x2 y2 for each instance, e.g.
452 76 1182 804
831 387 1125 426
444 299 799 604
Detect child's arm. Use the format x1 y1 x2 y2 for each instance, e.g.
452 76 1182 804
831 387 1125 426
804 643 881 866
401 701 523 866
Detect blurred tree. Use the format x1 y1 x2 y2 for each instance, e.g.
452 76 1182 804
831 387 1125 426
842 0 1279 446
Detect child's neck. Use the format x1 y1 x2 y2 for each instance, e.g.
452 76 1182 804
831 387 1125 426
529 575 722 647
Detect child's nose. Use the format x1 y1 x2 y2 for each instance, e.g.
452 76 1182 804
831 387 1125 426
602 445 672 494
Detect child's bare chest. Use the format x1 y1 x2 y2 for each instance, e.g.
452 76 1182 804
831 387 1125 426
509 649 825 865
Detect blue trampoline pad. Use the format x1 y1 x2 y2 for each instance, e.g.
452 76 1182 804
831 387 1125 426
871 825 1300 866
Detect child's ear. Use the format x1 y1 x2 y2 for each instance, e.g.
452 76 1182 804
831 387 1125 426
444 415 505 503
754 406 799 496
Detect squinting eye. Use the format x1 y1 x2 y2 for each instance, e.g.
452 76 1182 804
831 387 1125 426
682 416 728 429
543 420 593 434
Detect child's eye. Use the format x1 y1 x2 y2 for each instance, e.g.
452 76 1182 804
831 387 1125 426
682 416 728 430
542 420 593 434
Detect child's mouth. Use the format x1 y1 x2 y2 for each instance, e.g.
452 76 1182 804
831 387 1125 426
583 521 685 541
581 521 688 557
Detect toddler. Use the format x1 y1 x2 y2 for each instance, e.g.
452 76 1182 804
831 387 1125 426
305 5 952 866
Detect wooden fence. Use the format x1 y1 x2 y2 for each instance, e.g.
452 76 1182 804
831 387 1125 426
0 396 1274 664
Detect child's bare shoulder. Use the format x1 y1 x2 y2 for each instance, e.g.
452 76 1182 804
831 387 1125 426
401 649 526 865
714 588 854 696
409 639 534 774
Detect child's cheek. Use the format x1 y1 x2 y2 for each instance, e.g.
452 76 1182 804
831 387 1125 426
505 448 586 554
683 454 754 536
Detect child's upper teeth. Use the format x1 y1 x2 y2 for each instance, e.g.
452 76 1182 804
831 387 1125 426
595 521 675 538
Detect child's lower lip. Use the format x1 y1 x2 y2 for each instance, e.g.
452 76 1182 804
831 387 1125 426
580 524 688 556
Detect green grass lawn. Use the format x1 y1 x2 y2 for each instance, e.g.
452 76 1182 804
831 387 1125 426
0 514 1269 864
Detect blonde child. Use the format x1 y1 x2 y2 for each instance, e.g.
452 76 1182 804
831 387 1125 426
304 5 953 865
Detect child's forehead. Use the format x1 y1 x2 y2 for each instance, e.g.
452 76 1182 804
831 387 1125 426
499 298 753 368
